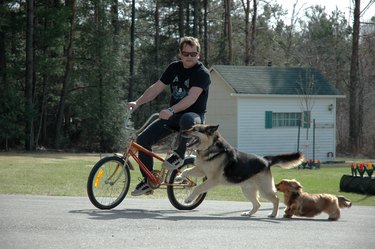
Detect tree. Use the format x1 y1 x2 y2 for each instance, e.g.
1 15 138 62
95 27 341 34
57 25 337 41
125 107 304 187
224 0 233 64
249 0 257 65
192 0 199 37
203 0 209 66
0 7 23 149
154 0 160 64
178 1 184 37
281 0 300 66
349 0 362 154
241 0 251 65
0 0 5 87
296 70 318 159
128 0 135 102
54 0 77 149
25 0 35 151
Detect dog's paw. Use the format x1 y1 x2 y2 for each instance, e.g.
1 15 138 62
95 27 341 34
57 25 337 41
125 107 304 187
268 214 277 218
184 194 195 203
241 211 253 217
184 198 192 203
283 214 292 218
328 217 339 221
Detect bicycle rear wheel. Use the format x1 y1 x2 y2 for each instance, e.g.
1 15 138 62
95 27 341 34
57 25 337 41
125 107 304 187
167 156 206 210
87 155 131 209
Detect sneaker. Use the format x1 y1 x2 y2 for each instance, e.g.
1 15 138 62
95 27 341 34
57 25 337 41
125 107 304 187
174 174 184 182
162 152 184 170
131 178 152 196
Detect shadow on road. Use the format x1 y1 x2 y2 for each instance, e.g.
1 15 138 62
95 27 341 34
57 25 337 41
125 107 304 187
69 207 287 223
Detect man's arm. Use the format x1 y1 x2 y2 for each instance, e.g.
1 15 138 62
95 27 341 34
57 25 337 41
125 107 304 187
128 80 165 110
159 86 203 120
172 86 203 113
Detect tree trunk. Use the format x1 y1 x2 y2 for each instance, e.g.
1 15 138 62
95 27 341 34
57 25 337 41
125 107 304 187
25 0 34 151
0 0 5 89
128 0 135 101
249 0 257 65
94 0 104 152
35 76 47 148
203 0 209 66
111 0 119 52
54 0 77 149
285 0 298 66
192 0 199 37
178 1 184 38
349 0 362 154
154 0 160 64
242 0 251 65
0 1 7 149
185 2 190 35
224 0 232 64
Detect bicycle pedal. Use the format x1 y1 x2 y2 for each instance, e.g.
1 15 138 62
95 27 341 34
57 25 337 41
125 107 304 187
145 190 154 195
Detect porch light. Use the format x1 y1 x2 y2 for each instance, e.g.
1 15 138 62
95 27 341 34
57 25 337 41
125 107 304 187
328 104 333 111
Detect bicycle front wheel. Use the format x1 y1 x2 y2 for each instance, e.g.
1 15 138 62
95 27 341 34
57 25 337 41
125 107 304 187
167 157 207 210
87 155 131 209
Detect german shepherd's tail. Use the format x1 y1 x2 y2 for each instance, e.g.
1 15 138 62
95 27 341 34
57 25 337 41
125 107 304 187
337 195 352 208
264 152 304 169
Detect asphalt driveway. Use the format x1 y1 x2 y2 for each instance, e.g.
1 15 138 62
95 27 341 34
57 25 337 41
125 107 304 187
0 195 373 249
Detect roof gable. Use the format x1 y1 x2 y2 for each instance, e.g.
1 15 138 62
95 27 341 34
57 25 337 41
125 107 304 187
210 65 342 96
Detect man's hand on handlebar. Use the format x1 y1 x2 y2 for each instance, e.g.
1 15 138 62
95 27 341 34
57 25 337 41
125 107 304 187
159 109 173 120
128 101 173 120
127 101 138 111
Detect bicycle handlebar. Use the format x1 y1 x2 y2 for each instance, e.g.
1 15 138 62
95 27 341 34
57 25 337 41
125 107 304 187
135 113 159 133
124 107 134 130
124 108 159 134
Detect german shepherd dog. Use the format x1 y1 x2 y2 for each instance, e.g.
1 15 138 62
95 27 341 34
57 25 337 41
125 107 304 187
178 124 304 217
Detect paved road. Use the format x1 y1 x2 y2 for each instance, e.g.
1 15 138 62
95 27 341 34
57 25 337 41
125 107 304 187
0 195 373 249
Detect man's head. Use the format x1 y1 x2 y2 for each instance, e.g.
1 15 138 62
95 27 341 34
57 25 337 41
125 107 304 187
179 36 200 69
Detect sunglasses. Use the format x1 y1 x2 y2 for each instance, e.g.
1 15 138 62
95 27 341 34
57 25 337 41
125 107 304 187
180 51 199 57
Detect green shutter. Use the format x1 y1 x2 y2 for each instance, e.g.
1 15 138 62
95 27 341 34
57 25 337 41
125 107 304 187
303 111 311 128
265 111 272 129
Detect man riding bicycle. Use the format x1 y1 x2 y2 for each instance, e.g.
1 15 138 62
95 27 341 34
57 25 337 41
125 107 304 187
127 36 211 196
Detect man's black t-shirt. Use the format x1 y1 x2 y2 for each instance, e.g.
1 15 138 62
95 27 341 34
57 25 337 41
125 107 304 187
160 61 211 114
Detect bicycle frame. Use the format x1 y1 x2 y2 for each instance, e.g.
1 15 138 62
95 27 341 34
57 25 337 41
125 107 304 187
123 140 167 187
122 109 193 189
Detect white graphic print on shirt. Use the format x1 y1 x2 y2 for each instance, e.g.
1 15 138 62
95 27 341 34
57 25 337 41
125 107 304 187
172 76 189 100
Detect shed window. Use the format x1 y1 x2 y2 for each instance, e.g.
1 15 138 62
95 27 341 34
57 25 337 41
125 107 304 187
265 111 303 128
273 112 302 127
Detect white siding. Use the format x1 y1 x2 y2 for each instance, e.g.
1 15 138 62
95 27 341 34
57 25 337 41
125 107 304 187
237 97 337 161
206 72 238 147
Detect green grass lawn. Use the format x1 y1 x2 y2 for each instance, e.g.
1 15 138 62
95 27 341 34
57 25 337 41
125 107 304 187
0 152 374 206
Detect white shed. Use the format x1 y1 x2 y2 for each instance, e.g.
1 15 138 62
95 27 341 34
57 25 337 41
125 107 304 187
206 65 345 162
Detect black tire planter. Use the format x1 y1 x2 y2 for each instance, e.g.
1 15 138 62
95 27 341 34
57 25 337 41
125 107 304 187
340 175 375 195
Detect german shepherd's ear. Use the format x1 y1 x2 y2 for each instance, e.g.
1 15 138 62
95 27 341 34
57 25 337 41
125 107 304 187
205 125 219 135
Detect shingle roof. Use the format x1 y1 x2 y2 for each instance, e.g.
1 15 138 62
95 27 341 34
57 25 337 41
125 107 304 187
211 65 342 96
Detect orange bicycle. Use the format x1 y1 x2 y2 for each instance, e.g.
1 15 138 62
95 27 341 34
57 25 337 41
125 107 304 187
87 108 206 210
